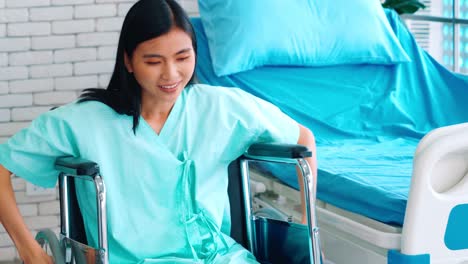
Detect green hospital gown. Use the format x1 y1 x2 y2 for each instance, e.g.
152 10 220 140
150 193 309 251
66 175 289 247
0 84 299 263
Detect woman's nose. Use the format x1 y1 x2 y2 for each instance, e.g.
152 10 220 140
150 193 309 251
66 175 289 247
161 62 178 80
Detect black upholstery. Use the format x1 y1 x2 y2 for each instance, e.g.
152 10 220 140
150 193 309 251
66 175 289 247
227 158 248 248
59 175 88 245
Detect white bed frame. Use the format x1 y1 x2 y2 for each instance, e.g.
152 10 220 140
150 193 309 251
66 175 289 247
250 122 468 264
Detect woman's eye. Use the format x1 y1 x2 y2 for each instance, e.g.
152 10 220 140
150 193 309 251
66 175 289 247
177 57 190 62
146 61 161 65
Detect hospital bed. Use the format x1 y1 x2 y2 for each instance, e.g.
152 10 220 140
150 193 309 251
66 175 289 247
34 143 321 263
190 8 468 264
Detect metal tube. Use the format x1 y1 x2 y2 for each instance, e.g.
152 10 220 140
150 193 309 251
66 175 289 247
297 159 321 264
94 175 108 264
59 174 69 238
240 160 256 253
401 14 468 24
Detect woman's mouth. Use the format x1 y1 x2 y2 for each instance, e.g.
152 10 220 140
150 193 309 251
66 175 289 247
158 82 180 90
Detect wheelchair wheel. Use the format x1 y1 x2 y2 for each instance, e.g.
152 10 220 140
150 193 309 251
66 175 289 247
35 229 66 264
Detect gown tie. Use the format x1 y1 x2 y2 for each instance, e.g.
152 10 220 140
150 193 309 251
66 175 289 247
180 151 229 263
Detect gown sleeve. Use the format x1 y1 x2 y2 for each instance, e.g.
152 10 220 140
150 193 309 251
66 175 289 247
249 95 300 144
233 88 300 145
212 87 300 162
0 108 78 188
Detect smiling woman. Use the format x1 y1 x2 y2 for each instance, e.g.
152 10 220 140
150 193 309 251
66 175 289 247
79 0 199 134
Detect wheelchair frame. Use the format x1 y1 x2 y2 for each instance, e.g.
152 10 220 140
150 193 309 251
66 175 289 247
35 143 321 264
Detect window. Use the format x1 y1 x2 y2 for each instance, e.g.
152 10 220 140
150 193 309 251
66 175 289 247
402 0 468 74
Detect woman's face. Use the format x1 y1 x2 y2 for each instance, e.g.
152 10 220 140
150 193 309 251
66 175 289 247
124 27 196 108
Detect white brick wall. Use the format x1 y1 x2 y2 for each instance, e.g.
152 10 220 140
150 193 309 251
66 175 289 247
0 53 7 66
7 22 51 36
0 0 199 261
0 94 32 108
5 0 50 8
30 6 74 21
11 106 50 121
0 9 29 23
0 82 8 94
0 38 30 52
10 51 53 66
10 78 55 93
0 109 9 122
54 48 97 62
52 19 95 34
75 4 117 18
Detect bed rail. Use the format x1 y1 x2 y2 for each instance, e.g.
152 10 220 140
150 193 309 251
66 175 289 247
400 122 468 263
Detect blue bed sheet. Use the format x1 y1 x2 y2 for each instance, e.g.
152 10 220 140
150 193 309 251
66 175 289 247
191 10 468 226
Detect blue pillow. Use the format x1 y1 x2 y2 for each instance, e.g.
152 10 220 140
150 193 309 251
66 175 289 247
198 0 411 76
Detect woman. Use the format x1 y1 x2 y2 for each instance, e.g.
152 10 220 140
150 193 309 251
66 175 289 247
0 0 317 263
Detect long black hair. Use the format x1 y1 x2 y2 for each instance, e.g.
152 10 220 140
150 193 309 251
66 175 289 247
78 0 197 133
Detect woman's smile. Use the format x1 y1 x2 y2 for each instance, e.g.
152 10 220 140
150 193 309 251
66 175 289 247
158 81 181 91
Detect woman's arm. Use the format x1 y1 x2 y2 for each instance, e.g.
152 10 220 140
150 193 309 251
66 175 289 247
0 164 53 264
296 124 318 224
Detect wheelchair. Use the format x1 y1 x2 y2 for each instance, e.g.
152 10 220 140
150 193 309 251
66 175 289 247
34 143 322 264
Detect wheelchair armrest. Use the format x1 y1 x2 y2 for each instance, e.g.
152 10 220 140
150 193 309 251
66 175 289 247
244 143 321 264
246 143 312 160
55 156 108 262
55 156 100 177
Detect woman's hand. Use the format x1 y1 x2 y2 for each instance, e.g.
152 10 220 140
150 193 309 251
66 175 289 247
22 249 54 264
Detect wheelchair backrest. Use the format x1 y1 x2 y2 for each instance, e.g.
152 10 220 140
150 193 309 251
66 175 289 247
227 158 248 248
59 175 88 245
